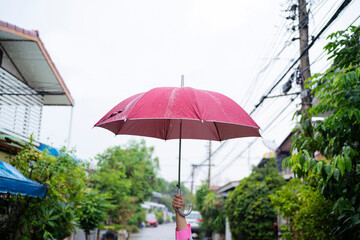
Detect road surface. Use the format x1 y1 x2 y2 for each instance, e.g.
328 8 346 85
130 223 176 240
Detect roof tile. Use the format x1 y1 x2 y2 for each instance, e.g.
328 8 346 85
0 20 38 37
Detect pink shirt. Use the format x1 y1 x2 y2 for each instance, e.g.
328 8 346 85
176 224 192 240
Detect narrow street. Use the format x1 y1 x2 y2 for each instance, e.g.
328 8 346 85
130 223 176 240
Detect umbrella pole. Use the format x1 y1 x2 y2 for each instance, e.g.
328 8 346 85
177 119 192 216
178 76 184 190
177 120 182 190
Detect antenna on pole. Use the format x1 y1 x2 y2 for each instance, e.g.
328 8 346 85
181 75 184 87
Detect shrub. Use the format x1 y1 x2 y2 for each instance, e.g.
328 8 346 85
225 159 285 240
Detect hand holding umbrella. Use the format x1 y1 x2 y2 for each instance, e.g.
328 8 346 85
172 193 189 230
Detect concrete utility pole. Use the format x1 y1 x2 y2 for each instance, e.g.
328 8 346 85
208 140 212 187
191 164 196 194
298 0 312 113
191 163 214 193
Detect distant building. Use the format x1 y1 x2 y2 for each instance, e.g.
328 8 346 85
216 180 240 199
257 132 294 180
151 191 163 203
275 132 294 180
141 201 171 223
216 180 240 240
141 201 168 212
0 20 74 162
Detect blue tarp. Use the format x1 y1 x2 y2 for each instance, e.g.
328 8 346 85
38 143 60 156
0 161 47 198
37 143 82 163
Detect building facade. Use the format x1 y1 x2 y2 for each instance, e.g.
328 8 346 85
0 20 73 160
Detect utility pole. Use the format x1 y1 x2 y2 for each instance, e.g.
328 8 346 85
190 163 214 194
208 140 212 188
298 0 312 113
191 164 196 194
248 147 251 170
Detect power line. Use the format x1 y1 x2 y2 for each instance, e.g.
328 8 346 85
212 94 300 180
310 0 341 37
241 41 292 109
210 0 356 183
249 0 353 116
311 0 329 17
190 0 357 189
240 2 302 109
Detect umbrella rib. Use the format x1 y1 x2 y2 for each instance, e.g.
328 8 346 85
213 122 222 141
115 120 127 135
188 88 202 119
165 119 170 140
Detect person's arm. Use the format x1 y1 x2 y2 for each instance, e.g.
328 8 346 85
173 193 192 240
172 193 188 230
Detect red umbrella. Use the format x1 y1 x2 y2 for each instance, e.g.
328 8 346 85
95 86 260 215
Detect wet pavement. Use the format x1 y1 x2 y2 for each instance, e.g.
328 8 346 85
129 222 176 240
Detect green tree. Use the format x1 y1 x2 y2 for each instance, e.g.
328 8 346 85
157 194 174 213
225 158 285 240
155 210 164 224
270 179 336 240
0 142 88 239
92 140 159 228
195 183 223 236
195 183 224 236
153 178 171 193
285 25 360 238
200 191 225 236
195 183 211 211
76 192 111 240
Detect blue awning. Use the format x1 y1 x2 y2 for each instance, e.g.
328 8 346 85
0 161 47 198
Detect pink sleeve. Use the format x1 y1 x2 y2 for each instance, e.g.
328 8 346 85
176 224 192 240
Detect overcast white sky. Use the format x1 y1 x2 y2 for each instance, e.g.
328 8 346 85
1 0 359 191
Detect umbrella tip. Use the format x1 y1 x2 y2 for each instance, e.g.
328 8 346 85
181 75 184 87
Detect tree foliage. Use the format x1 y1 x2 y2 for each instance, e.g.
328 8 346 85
195 183 224 236
285 25 360 238
0 142 88 240
270 179 336 240
201 190 225 235
155 210 164 224
92 140 159 228
76 191 112 240
196 183 211 211
225 159 285 240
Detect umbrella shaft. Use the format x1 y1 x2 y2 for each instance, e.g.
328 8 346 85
178 120 182 189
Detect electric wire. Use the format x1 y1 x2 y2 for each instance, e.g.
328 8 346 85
209 4 357 183
212 95 300 180
190 0 357 188
249 0 353 116
310 0 342 37
242 0 330 112
240 2 302 109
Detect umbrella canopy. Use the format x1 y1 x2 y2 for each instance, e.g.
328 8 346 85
0 161 47 198
94 87 260 139
95 86 260 216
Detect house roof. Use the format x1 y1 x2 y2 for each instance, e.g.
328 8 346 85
0 20 74 106
216 180 240 195
0 134 26 154
276 131 295 154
